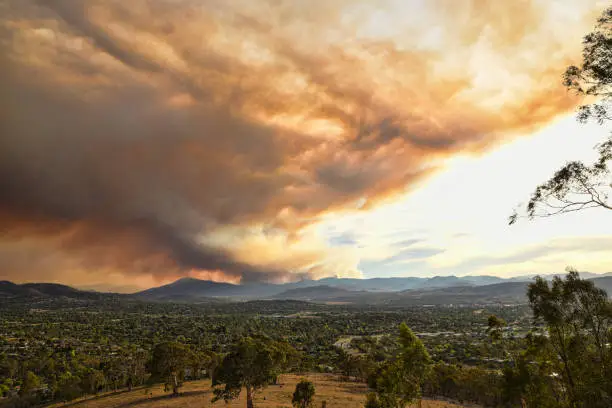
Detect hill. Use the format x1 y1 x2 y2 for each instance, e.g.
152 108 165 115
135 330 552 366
46 374 467 408
0 281 34 297
271 285 362 301
591 276 612 293
394 281 529 305
313 277 423 292
0 281 110 301
135 277 243 301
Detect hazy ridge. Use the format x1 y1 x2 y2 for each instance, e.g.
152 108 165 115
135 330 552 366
3 273 611 306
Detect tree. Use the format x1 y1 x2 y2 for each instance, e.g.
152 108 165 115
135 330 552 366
125 349 148 391
148 342 190 396
79 368 106 394
486 315 507 343
271 340 302 381
365 392 383 408
564 7 612 125
526 269 612 407
292 379 316 408
188 350 208 381
56 372 83 402
212 336 294 408
18 371 41 397
511 7 612 224
0 354 18 380
501 332 560 408
366 323 431 408
486 315 507 360
102 356 127 391
335 348 359 378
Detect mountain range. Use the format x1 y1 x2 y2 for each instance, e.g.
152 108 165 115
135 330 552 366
2 273 612 306
134 275 510 301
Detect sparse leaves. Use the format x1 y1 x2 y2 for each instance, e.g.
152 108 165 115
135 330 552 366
512 7 612 223
513 159 611 223
563 7 612 122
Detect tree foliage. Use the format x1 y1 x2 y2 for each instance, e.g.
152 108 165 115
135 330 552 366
486 315 507 343
18 372 41 397
523 269 612 407
501 332 560 408
366 323 431 408
212 336 295 408
564 7 612 124
148 341 190 395
511 6 612 223
492 270 612 408
292 379 316 408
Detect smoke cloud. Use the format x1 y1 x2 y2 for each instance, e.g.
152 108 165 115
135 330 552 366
0 0 603 289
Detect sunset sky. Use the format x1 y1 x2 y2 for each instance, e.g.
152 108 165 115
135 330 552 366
1 0 610 292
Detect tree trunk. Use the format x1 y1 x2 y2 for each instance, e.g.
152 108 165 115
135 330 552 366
553 327 576 404
172 374 179 395
246 386 255 408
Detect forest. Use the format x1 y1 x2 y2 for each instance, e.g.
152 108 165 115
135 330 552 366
1 269 611 407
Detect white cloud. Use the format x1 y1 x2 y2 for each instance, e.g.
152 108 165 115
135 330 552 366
318 114 612 277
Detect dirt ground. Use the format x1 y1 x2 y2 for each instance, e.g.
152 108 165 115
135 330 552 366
49 374 469 408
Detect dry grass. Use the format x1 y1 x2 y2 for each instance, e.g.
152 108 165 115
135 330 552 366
49 374 468 408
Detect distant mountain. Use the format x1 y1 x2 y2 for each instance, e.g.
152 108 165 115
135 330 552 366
134 277 290 301
135 277 244 301
413 276 471 289
266 281 530 305
266 277 612 306
459 275 507 286
132 275 508 301
591 276 612 294
271 285 360 301
4 272 612 306
390 277 612 306
133 273 612 302
275 275 505 293
0 281 110 300
314 275 507 291
395 281 529 305
508 272 612 282
314 277 423 292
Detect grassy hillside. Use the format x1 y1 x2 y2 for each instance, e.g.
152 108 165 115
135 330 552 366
48 374 469 408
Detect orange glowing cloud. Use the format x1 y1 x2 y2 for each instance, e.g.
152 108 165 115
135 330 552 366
0 0 605 288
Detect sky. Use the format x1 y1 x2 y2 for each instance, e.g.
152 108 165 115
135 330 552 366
0 0 610 292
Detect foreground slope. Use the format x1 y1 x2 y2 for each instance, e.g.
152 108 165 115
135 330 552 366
48 374 468 408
